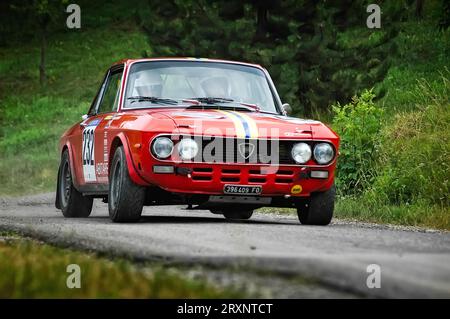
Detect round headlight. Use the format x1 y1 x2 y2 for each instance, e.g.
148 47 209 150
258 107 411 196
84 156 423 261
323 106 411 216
151 137 174 159
177 138 199 160
313 143 334 164
291 143 312 164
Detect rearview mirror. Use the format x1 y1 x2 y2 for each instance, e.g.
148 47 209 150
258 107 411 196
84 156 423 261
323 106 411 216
281 103 292 116
81 114 89 121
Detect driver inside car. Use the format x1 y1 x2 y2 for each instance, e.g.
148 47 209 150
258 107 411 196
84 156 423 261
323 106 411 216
133 71 163 97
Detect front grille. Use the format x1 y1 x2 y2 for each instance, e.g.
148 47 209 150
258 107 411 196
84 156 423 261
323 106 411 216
157 135 335 166
189 137 303 165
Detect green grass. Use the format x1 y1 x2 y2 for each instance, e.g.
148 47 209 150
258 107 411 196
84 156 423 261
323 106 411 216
335 198 449 230
0 97 88 194
0 232 240 298
260 204 450 231
376 21 449 114
0 9 151 195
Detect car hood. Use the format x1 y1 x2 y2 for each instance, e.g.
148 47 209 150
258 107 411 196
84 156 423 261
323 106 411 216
147 108 338 141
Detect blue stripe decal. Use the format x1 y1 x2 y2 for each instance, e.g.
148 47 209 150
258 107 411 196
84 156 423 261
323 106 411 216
232 112 251 138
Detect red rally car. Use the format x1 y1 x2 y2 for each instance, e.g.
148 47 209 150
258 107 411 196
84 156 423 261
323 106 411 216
55 58 339 225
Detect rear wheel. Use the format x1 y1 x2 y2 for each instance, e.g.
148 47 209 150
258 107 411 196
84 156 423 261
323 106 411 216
108 146 145 222
297 185 335 226
210 208 254 220
58 150 93 217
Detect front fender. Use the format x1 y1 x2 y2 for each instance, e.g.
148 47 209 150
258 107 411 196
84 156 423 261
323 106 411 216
55 141 80 208
112 132 150 186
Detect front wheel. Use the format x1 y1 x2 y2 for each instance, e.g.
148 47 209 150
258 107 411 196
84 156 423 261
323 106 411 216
297 185 335 226
108 146 145 222
210 208 254 220
58 150 93 217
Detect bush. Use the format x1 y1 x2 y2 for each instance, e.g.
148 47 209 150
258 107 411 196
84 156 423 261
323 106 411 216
334 73 449 230
369 76 450 207
331 89 384 195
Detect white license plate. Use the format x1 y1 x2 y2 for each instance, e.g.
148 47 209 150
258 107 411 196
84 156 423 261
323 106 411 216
223 184 262 195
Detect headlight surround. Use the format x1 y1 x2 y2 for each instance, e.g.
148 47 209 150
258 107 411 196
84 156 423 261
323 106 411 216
313 143 334 164
291 142 312 164
177 138 199 160
151 137 174 159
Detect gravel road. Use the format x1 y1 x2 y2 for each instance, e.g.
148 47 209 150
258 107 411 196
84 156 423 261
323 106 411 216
1 193 449 298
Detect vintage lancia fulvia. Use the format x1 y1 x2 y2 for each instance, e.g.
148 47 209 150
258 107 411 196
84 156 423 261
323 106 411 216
56 58 339 224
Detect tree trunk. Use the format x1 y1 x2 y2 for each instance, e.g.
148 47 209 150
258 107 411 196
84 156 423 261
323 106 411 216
39 23 47 87
255 5 268 40
415 0 424 18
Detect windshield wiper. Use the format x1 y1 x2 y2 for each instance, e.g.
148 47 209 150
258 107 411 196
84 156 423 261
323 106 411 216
239 102 260 112
187 97 260 112
185 104 258 112
190 97 234 104
128 96 179 105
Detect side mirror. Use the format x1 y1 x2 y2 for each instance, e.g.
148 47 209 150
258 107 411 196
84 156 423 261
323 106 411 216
81 114 89 121
281 103 292 116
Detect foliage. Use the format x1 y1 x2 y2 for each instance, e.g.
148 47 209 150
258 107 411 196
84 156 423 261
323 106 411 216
373 20 450 114
369 73 450 207
138 0 397 116
0 8 151 195
335 72 450 229
331 89 384 195
6 0 69 86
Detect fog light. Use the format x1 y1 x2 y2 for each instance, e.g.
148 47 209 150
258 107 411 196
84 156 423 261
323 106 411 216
310 170 329 179
153 165 174 174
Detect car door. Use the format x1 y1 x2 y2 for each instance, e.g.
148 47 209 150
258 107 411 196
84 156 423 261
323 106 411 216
78 65 124 190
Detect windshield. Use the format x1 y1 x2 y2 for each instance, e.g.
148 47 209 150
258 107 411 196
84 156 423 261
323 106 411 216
123 61 279 113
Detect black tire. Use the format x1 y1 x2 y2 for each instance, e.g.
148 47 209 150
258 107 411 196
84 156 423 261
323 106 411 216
108 146 145 222
210 208 254 220
58 150 93 218
297 185 335 226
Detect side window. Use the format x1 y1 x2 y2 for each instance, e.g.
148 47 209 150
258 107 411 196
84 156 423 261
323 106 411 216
97 70 123 114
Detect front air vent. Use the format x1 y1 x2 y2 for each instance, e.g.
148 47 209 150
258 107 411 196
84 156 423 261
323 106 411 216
192 175 212 181
221 177 240 182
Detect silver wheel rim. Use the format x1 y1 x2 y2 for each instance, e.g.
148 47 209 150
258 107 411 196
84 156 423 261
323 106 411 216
110 160 122 210
60 161 71 207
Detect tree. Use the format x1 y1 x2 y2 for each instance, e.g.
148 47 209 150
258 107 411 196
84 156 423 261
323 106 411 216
137 0 396 116
8 0 67 87
438 0 450 30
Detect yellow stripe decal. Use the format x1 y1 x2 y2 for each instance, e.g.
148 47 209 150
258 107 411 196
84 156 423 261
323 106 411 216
216 110 246 138
234 111 259 139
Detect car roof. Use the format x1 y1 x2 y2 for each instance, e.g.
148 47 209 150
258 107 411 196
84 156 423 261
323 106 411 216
111 57 264 70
